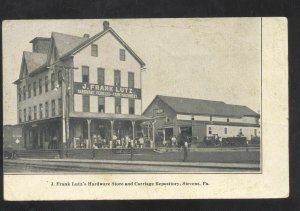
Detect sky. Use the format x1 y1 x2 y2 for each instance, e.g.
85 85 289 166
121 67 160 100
3 18 261 125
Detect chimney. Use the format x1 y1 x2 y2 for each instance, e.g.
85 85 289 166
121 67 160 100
103 21 110 31
83 34 90 38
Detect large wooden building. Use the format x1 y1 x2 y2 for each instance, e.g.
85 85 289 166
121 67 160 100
143 95 260 144
14 21 150 151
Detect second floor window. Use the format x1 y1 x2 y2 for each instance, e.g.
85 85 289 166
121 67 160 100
39 104 43 119
115 97 121 114
82 66 89 83
28 107 32 121
120 49 125 61
52 100 55 116
45 102 49 118
97 68 105 85
23 86 26 100
128 72 134 88
23 108 26 122
83 95 90 112
19 109 22 123
98 97 105 112
33 82 36 96
114 70 121 86
129 99 135 114
39 78 42 94
34 106 37 120
91 44 98 57
51 73 55 90
18 87 22 101
28 84 31 98
224 128 227 135
45 76 48 92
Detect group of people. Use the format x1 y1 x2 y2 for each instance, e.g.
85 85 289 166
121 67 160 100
92 134 146 149
163 133 189 148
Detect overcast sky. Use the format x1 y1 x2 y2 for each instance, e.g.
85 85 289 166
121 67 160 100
3 18 261 125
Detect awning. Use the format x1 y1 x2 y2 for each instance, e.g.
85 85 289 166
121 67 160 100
69 112 153 121
15 116 62 127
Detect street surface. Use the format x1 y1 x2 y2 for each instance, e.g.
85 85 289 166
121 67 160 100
4 158 260 173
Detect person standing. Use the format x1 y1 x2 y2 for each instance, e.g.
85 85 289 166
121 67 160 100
183 140 188 162
171 135 177 147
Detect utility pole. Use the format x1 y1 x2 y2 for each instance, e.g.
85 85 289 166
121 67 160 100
55 65 78 158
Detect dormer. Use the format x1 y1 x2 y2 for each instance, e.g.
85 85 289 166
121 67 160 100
30 37 51 54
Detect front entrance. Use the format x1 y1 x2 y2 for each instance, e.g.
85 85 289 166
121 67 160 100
180 126 192 137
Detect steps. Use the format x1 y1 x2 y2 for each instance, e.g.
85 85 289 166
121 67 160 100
15 150 60 159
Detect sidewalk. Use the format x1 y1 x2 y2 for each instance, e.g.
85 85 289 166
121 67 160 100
8 157 261 170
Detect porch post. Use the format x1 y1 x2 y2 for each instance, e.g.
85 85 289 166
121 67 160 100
132 121 136 142
152 121 155 149
87 119 91 149
110 120 114 140
147 122 150 141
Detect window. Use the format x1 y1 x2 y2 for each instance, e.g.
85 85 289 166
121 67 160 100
39 78 42 94
227 117 229 122
91 44 98 57
208 127 212 135
51 73 55 90
98 97 105 112
28 84 31 98
224 128 227 135
120 49 125 61
114 70 121 86
129 99 135 114
19 109 22 123
28 107 32 121
23 86 26 100
128 72 134 88
97 68 105 85
83 96 90 112
58 98 62 114
52 100 56 116
45 76 48 92
33 82 36 96
254 129 257 136
39 103 43 119
115 97 121 114
45 102 49 118
23 108 26 122
210 115 212 122
18 87 22 101
34 106 37 120
82 66 89 83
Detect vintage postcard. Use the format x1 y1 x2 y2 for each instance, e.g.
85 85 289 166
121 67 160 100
2 18 288 200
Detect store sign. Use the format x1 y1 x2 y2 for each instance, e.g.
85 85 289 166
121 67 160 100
73 82 141 99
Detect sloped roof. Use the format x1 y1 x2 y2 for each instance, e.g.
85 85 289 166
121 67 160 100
23 51 47 75
51 32 88 58
152 95 259 117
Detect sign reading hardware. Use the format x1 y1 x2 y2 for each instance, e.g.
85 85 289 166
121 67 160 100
74 82 141 99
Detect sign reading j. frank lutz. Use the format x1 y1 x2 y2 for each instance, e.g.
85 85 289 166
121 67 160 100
74 82 141 99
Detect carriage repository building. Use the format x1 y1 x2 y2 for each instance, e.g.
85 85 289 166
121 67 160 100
14 21 151 150
143 95 260 143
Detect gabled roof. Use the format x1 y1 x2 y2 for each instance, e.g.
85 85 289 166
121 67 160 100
59 27 145 67
15 22 146 85
23 51 47 75
144 95 259 118
51 32 89 58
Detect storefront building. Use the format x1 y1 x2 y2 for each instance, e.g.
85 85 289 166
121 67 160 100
14 21 151 150
143 95 260 145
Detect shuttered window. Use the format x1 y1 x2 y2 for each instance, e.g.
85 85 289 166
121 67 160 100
97 68 105 85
